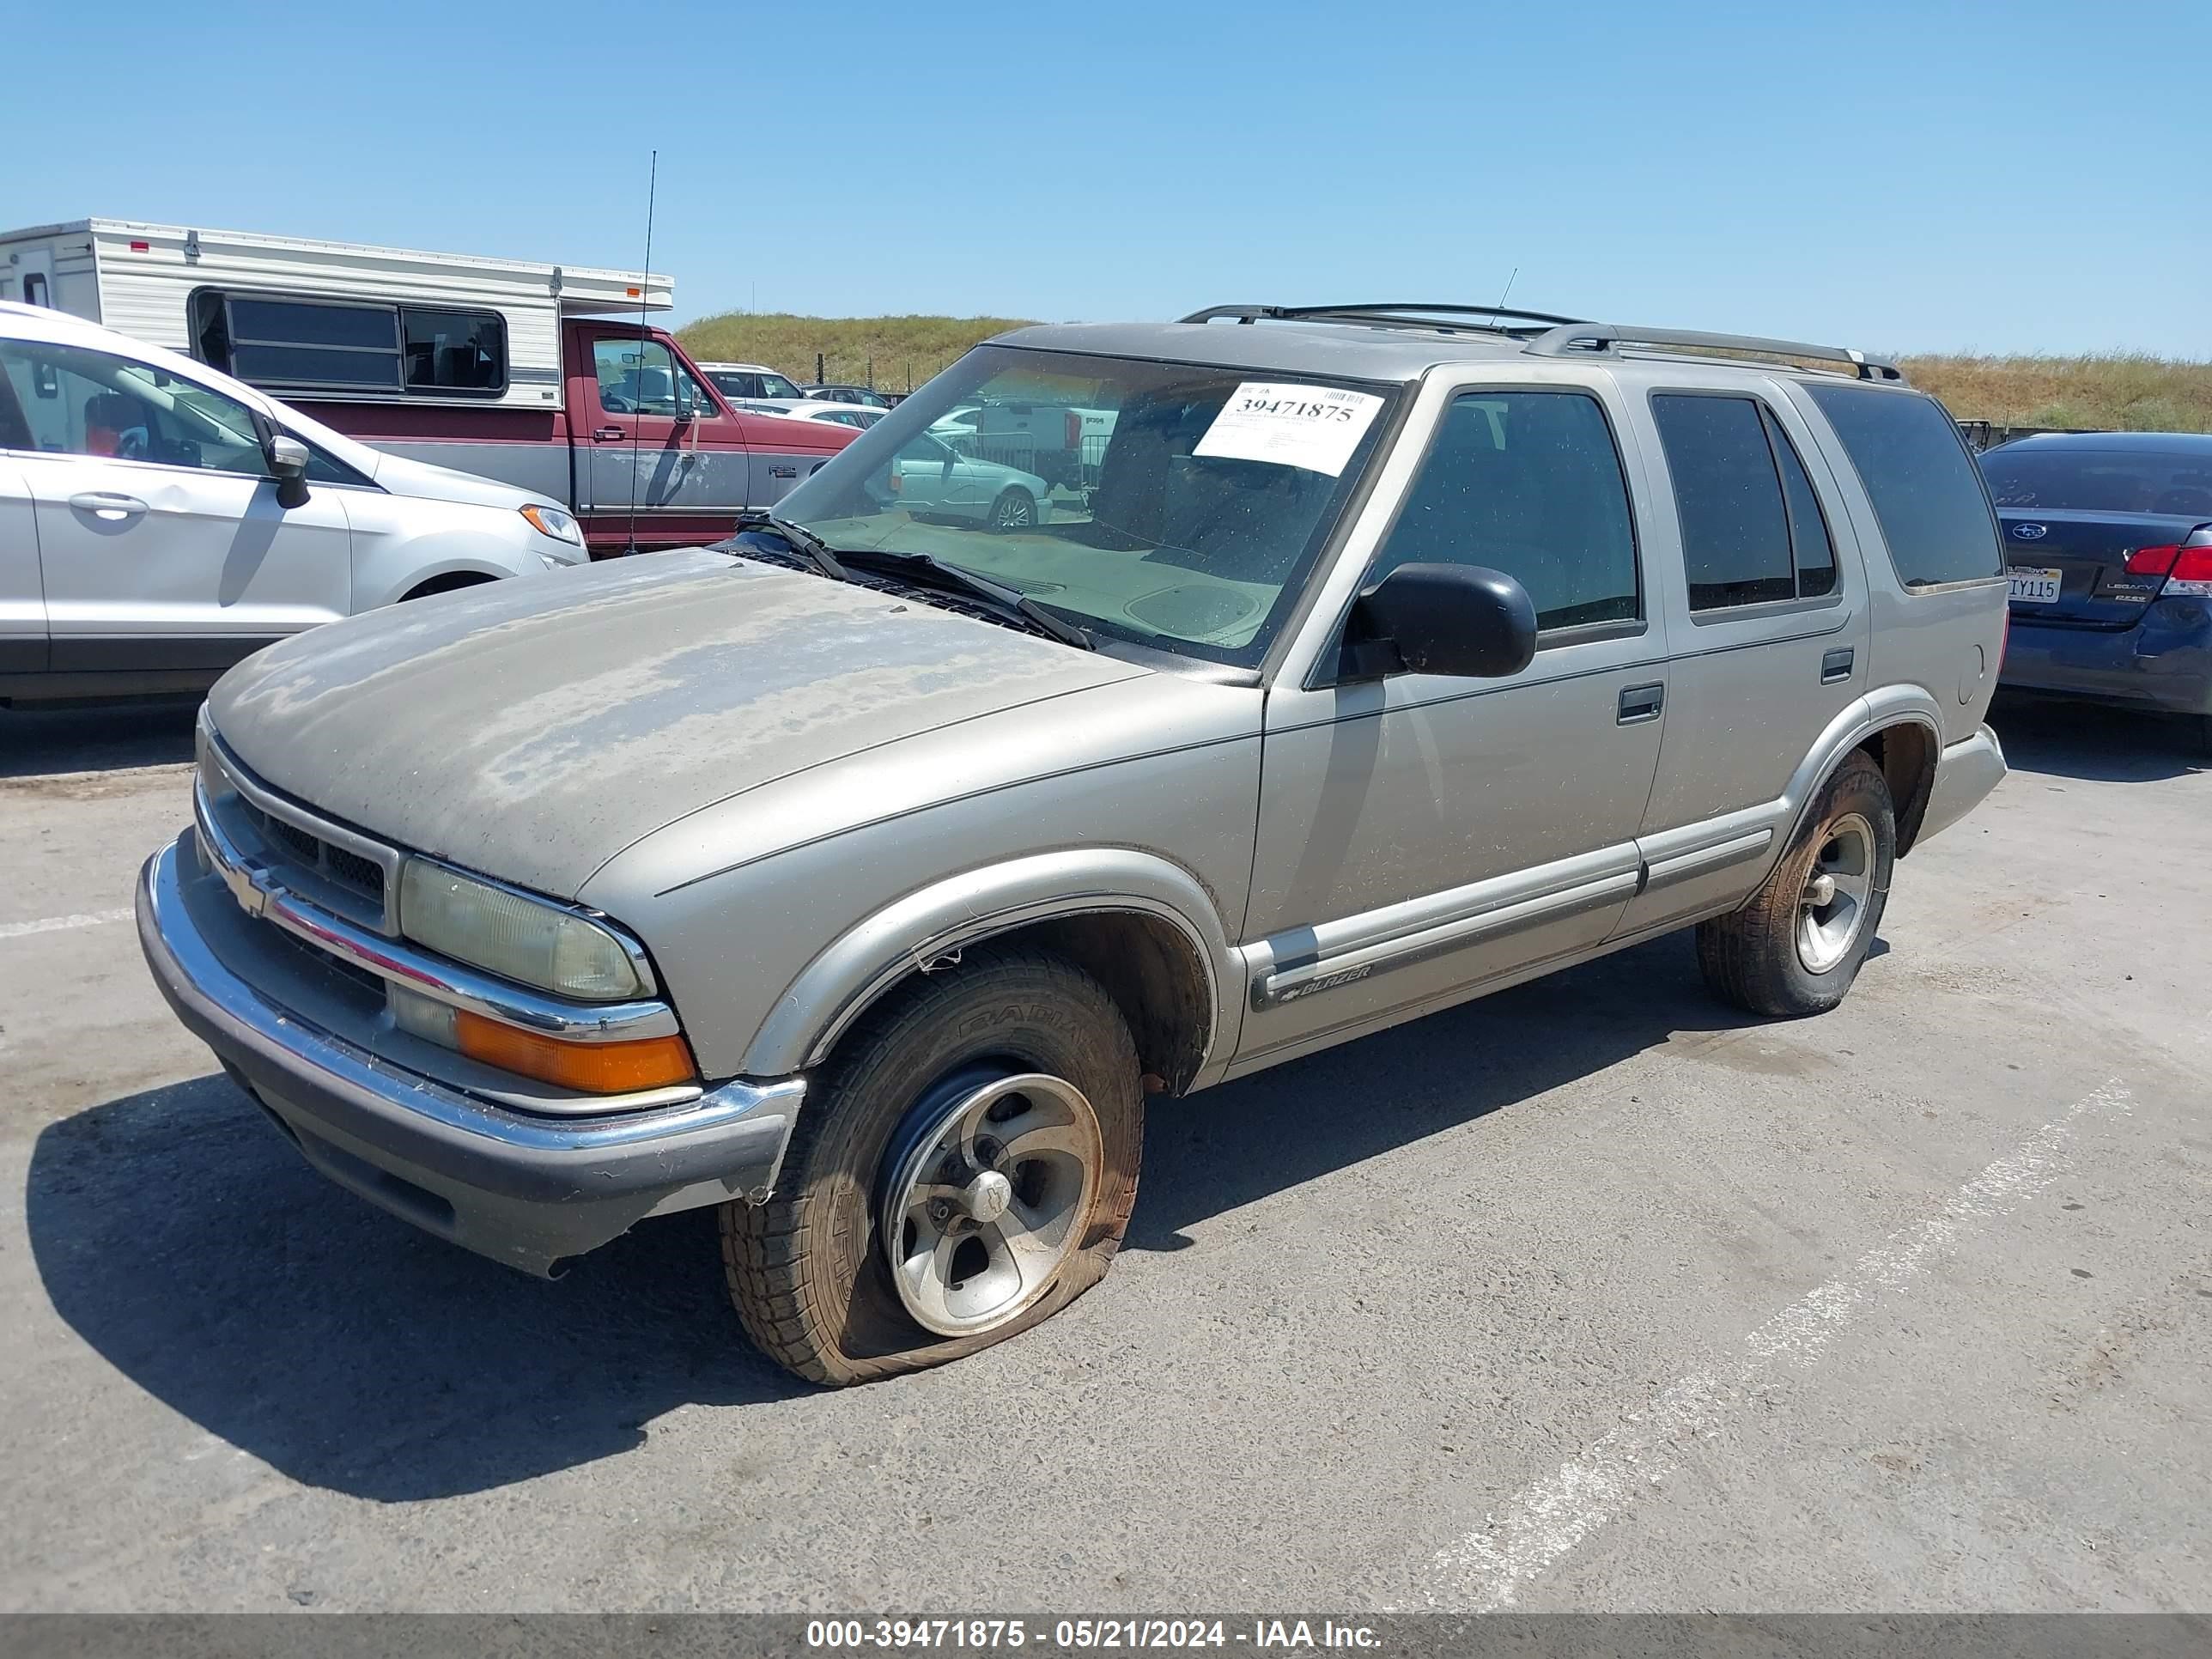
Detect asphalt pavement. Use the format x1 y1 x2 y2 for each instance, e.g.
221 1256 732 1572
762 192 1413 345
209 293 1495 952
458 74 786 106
0 695 2205 1613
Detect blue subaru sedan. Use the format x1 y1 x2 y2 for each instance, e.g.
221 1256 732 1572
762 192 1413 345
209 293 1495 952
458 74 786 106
1983 432 2212 748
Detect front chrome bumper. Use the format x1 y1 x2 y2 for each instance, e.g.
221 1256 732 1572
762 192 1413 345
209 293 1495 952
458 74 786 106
137 835 805 1277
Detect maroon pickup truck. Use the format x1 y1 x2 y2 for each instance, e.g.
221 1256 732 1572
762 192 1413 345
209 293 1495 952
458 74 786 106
289 316 855 558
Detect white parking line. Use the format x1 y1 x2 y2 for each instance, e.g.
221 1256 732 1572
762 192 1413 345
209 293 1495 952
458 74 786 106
0 907 134 941
1425 1079 2134 1611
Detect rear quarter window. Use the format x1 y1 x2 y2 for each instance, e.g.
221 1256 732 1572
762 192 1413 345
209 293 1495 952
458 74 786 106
1802 383 2001 586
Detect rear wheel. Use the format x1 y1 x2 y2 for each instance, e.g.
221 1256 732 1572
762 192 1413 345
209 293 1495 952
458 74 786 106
719 949 1142 1386
1697 750 1895 1018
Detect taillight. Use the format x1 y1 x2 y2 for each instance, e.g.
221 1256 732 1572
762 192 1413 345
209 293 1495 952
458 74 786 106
2124 544 2181 575
2164 545 2212 597
1065 410 1081 449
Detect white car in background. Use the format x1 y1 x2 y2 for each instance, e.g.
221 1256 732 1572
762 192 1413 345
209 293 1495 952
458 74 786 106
695 361 808 412
763 400 888 431
928 399 1116 489
0 301 588 705
874 428 1051 532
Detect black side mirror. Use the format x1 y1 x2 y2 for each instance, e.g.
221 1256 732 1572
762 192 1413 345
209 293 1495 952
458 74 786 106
265 433 313 509
1341 562 1538 681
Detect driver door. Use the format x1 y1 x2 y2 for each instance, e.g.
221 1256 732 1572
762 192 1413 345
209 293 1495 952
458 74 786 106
1237 384 1670 1065
0 337 353 679
577 331 751 519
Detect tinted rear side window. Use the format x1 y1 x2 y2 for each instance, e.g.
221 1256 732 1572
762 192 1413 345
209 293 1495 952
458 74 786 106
1765 405 1836 597
1651 394 1795 610
1803 384 2001 586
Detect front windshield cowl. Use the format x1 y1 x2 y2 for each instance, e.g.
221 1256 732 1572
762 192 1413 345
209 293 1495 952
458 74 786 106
765 345 1397 670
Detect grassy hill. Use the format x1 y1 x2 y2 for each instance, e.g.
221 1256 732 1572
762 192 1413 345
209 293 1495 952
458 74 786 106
1893 355 2212 433
678 312 2212 432
676 312 1034 396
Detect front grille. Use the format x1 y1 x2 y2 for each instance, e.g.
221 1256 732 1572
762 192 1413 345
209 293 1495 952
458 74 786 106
235 797 387 909
270 920 386 1001
325 843 386 897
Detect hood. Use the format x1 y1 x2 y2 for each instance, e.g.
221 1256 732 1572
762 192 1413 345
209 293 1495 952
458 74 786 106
209 549 1151 898
362 450 555 509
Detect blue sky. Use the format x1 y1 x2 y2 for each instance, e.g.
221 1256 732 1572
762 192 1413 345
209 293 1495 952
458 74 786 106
9 1 2208 355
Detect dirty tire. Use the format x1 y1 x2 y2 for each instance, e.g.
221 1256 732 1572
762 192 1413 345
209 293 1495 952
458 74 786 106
1697 748 1895 1018
720 949 1142 1386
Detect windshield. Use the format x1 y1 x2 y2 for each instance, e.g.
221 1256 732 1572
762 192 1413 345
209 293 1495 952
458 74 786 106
1981 446 2212 515
769 346 1396 665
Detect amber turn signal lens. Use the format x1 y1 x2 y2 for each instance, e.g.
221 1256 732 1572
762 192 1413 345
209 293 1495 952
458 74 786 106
453 1012 697 1094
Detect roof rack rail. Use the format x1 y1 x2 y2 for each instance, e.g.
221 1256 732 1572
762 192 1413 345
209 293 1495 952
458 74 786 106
1181 301 1586 335
1522 322 1902 382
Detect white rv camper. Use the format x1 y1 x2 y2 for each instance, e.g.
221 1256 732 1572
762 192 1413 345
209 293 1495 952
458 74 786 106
0 218 669 411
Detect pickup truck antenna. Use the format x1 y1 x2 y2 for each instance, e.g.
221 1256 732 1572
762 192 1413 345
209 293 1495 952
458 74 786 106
625 149 659 557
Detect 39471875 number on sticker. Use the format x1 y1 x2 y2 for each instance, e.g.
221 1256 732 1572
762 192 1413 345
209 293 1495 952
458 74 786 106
1192 381 1383 477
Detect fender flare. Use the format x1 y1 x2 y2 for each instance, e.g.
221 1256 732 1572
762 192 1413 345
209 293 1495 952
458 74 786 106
1774 684 1947 863
738 848 1240 1082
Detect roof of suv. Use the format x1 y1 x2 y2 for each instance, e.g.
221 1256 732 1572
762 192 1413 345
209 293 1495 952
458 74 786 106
994 313 1905 389
996 321 1519 383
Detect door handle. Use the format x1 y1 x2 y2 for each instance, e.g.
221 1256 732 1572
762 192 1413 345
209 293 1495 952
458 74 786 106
69 491 149 522
592 426 627 442
1617 681 1665 724
1820 647 1856 684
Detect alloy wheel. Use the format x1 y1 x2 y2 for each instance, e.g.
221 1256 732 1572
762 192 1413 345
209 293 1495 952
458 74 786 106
877 1069 1102 1337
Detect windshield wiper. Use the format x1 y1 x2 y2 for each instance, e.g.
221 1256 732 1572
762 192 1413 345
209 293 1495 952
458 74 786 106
834 549 1094 650
730 511 849 581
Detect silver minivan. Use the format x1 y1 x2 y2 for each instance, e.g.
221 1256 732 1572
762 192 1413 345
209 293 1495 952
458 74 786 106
1 301 588 704
138 303 2010 1385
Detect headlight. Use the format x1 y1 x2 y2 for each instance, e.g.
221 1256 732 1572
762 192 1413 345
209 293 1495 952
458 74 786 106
520 503 584 547
194 723 225 809
398 860 646 1000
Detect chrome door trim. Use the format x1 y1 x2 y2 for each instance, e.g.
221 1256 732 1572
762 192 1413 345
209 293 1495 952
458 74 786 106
1644 828 1774 890
1248 842 1641 1010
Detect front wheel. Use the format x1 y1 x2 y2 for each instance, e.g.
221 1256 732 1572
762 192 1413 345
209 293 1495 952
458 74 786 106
988 488 1037 532
719 949 1142 1386
1697 749 1895 1018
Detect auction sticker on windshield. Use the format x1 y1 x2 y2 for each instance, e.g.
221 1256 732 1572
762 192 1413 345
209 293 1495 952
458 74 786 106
1193 382 1384 477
